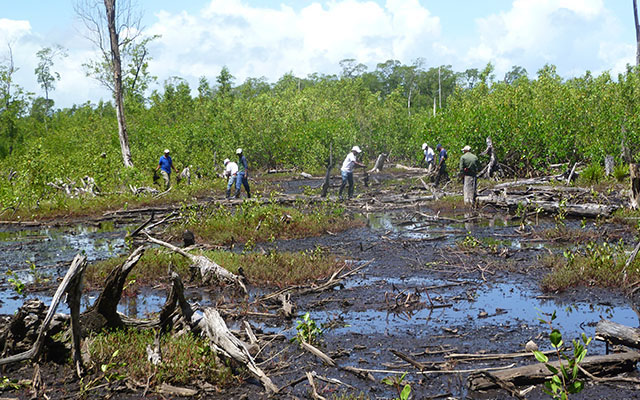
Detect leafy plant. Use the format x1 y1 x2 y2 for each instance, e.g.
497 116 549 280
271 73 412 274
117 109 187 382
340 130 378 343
27 260 50 285
578 162 604 185
532 310 591 400
101 350 128 382
613 163 629 183
6 270 25 296
381 372 411 400
0 376 23 390
291 312 323 345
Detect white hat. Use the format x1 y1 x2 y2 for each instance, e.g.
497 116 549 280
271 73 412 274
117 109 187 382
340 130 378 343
351 145 362 153
223 158 230 165
422 143 428 150
236 148 243 155
164 149 170 154
462 145 471 152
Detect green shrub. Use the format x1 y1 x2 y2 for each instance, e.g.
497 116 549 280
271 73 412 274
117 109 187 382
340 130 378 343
578 162 603 185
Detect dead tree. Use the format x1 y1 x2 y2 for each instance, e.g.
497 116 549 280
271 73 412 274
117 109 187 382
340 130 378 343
321 144 335 198
75 0 142 167
631 163 640 209
605 155 615 177
368 153 388 173
81 246 145 332
635 0 640 66
0 254 87 367
478 137 499 179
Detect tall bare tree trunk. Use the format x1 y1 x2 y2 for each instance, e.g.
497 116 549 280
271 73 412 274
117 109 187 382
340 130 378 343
635 0 640 66
105 0 133 167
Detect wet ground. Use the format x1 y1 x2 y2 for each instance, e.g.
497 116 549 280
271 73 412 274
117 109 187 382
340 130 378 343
1 178 640 399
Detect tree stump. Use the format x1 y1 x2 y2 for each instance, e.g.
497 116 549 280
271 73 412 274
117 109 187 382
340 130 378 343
631 163 640 209
463 176 477 206
604 155 614 177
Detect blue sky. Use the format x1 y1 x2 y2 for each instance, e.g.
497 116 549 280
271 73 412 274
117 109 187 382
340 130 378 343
0 0 637 108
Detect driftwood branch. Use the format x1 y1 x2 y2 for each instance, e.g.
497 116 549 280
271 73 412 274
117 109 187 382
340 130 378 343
200 308 278 393
145 233 247 294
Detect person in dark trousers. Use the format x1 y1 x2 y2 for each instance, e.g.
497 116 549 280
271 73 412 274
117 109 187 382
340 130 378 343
155 149 178 190
338 146 365 200
234 148 251 199
434 144 449 187
459 145 480 205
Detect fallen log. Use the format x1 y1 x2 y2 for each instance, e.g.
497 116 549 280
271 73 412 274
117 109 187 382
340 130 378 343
145 234 247 294
595 319 640 349
395 163 430 173
200 308 278 393
467 351 640 391
493 175 564 190
476 194 618 218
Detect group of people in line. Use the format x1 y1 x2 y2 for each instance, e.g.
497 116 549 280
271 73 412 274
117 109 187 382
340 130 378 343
156 141 481 204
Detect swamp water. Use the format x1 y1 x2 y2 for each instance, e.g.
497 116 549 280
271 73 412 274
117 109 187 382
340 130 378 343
0 213 637 354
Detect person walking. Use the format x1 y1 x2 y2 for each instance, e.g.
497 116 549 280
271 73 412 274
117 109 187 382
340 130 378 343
338 146 365 200
459 145 480 205
434 144 449 187
223 158 238 198
422 143 435 173
233 148 251 199
155 149 178 190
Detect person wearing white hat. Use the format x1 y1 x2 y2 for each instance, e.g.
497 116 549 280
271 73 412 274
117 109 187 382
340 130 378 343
338 146 365 200
422 143 435 173
233 148 251 198
155 149 178 190
223 158 238 198
459 145 480 206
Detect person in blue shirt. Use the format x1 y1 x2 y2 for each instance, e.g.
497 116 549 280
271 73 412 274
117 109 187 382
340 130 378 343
155 149 178 190
434 144 449 187
233 148 251 199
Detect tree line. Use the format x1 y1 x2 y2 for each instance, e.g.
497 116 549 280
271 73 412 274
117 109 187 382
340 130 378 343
1 36 640 209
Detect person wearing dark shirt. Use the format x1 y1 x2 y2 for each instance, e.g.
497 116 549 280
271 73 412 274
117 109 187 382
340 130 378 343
434 144 449 187
155 149 178 190
459 145 480 205
234 148 251 199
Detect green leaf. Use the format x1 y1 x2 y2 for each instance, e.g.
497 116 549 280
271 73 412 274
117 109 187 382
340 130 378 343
552 375 562 386
381 377 393 386
400 384 411 400
545 364 559 375
550 329 562 347
568 380 584 394
533 351 549 363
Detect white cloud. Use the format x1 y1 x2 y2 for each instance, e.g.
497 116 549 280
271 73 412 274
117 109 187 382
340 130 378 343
0 18 31 43
465 0 620 79
147 0 441 88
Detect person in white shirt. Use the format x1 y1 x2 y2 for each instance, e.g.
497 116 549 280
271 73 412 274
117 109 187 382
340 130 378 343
338 146 365 200
422 143 435 173
223 158 238 198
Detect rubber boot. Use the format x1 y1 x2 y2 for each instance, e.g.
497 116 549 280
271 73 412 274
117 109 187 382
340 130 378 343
233 189 241 199
247 190 251 199
225 189 231 198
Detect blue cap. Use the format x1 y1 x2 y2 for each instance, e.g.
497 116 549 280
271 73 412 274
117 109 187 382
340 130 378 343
436 144 442 149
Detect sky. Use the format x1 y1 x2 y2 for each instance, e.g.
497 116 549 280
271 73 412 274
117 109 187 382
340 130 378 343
0 0 637 108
